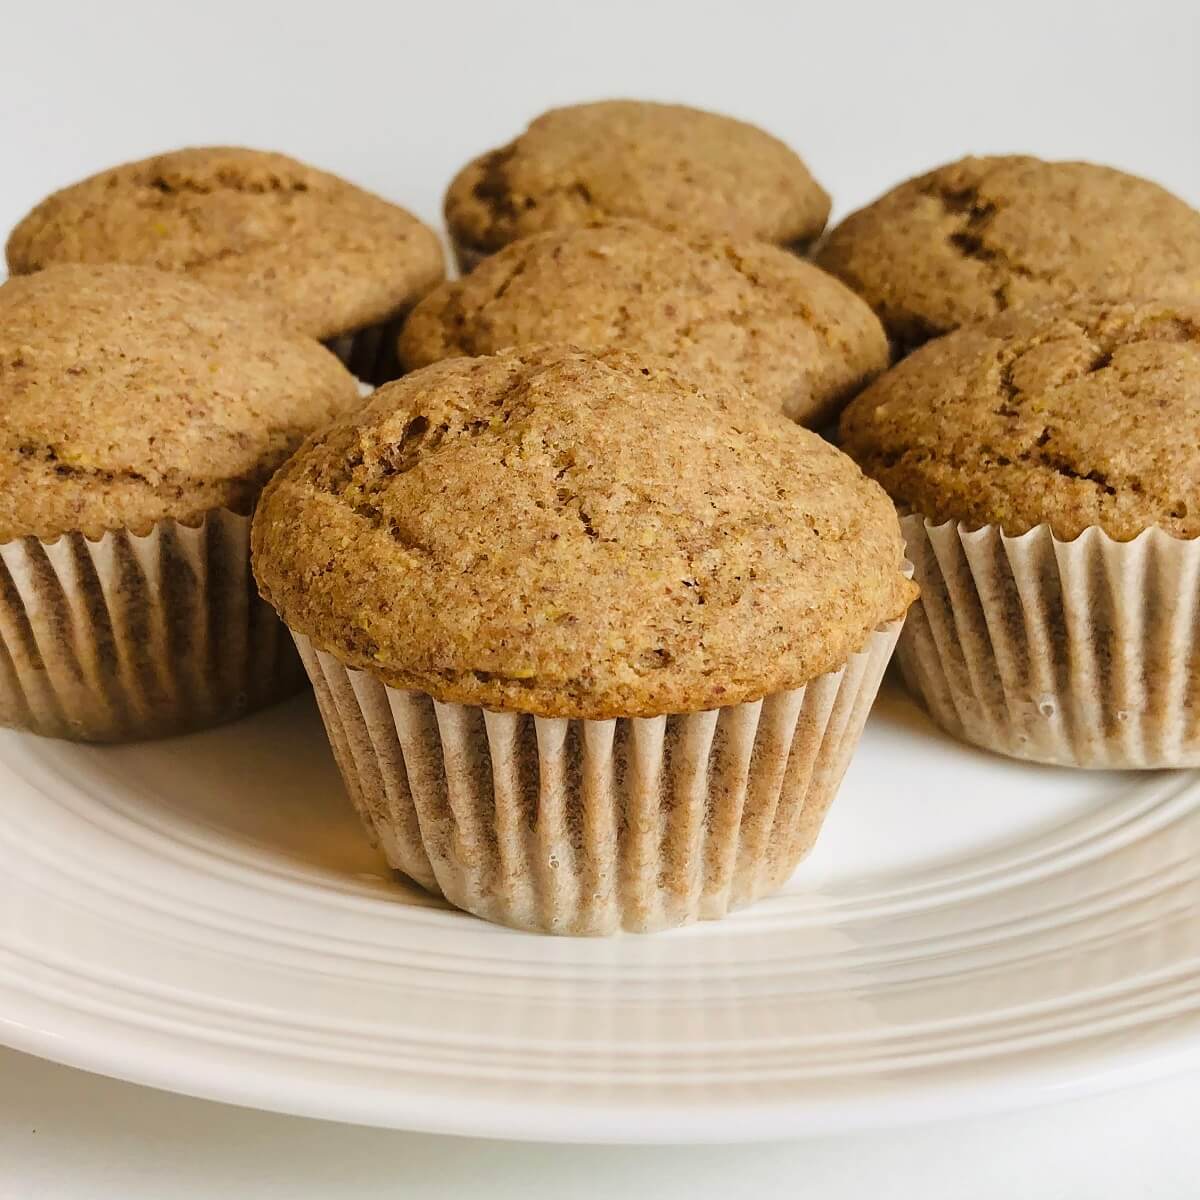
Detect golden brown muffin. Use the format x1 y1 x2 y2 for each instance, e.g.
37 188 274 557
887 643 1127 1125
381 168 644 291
399 221 887 426
839 298 1200 540
6 147 445 346
816 156 1200 353
254 346 915 719
444 101 830 267
0 264 360 541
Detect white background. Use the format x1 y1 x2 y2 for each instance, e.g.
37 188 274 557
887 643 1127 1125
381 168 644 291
2 0 1198 1195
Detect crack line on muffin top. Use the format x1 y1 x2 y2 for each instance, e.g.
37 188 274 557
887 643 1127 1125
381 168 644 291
844 302 1200 538
9 436 289 494
306 374 538 513
463 145 619 252
140 166 313 198
921 174 1050 313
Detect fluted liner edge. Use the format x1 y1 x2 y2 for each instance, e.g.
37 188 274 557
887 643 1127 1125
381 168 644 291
897 514 1200 768
0 510 306 742
292 617 903 935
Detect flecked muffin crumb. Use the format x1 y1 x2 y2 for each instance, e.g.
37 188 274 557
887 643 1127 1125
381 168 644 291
839 298 1200 540
816 156 1200 353
399 221 888 425
0 264 360 541
254 346 915 718
6 147 446 341
445 101 831 259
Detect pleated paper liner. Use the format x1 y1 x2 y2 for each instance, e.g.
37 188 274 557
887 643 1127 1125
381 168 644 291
293 616 903 935
898 514 1200 768
0 510 306 743
325 314 408 387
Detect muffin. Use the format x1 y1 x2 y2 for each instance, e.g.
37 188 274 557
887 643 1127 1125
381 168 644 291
399 221 887 427
5 147 445 383
0 264 360 742
253 345 915 934
840 297 1200 767
816 156 1200 354
444 100 830 273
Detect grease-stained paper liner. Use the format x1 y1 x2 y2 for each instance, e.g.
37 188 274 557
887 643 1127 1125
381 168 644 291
0 510 306 743
898 514 1200 768
325 314 408 387
292 618 902 935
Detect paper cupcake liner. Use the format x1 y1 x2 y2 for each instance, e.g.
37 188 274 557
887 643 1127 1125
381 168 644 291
0 510 306 743
292 618 902 935
898 514 1200 768
325 315 408 386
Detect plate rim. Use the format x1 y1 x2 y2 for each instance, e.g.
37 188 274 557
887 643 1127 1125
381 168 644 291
3 704 1200 1143
3 983 1199 1142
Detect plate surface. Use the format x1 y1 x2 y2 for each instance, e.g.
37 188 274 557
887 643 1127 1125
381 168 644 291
1 682 1198 1143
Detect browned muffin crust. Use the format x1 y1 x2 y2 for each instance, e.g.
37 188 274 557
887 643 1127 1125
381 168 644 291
816 156 1200 353
6 147 446 341
0 264 360 541
398 221 887 426
444 101 830 260
254 346 915 718
839 299 1200 540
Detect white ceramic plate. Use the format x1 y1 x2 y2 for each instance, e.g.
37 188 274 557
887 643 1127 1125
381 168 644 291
1 681 1198 1143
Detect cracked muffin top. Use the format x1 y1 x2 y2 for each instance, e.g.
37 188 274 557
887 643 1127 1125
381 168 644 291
815 156 1200 354
0 264 360 541
253 345 915 718
5 146 446 342
398 221 888 426
839 298 1200 540
444 101 830 263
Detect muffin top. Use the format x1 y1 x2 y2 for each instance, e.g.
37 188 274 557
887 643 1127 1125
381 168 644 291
5 147 446 341
0 264 360 541
815 156 1200 353
399 221 888 426
444 101 830 258
253 346 915 718
839 299 1200 541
